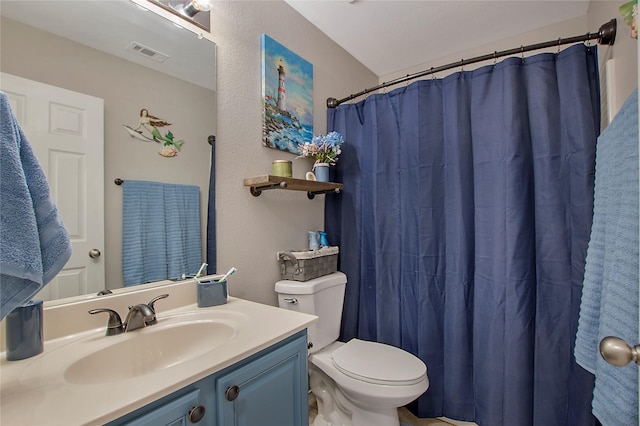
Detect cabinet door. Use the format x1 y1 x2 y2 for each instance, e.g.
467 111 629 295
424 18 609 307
216 333 308 426
116 389 203 426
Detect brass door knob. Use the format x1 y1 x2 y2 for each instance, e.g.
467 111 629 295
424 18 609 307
599 336 640 366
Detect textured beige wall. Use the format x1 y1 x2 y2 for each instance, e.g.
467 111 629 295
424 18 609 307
1 17 216 292
210 1 378 305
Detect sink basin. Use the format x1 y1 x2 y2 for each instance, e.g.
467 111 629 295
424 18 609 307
63 315 237 385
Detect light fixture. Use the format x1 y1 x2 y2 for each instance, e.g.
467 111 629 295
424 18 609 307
176 0 212 18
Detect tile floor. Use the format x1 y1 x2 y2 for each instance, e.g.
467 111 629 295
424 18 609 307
308 394 477 426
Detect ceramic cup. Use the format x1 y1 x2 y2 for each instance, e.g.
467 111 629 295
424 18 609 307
314 163 330 182
6 300 44 361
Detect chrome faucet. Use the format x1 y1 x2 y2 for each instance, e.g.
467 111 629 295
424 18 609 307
89 294 169 335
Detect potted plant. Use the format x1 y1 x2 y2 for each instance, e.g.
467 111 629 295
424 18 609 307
298 131 344 182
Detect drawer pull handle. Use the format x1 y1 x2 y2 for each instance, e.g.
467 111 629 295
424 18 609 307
188 405 206 423
226 385 240 401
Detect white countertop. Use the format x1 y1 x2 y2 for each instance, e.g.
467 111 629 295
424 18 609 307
0 281 316 425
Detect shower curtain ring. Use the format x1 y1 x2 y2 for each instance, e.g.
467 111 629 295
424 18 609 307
520 45 525 61
431 67 435 80
557 38 562 54
493 51 498 66
460 59 464 72
586 32 592 47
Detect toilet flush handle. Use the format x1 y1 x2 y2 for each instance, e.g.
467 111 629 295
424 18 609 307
284 298 298 304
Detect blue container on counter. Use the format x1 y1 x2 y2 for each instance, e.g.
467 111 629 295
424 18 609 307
197 278 227 307
6 300 44 361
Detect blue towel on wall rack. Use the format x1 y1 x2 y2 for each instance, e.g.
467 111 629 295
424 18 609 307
0 92 72 320
575 89 638 426
122 180 202 286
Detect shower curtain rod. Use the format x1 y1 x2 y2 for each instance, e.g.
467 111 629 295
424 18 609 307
326 18 617 108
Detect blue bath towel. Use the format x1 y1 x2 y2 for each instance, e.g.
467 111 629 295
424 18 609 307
575 89 638 426
122 180 202 286
0 92 72 320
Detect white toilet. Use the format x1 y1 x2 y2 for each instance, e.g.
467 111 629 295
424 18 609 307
276 271 429 426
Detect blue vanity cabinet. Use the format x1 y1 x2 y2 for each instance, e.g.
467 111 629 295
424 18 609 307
215 331 309 426
107 330 308 426
109 389 204 426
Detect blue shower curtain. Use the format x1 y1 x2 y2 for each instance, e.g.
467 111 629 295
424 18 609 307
325 44 600 425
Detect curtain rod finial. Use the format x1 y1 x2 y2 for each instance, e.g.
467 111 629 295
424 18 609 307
598 18 617 45
327 97 338 109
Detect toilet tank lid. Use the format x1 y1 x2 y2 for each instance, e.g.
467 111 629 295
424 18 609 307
275 271 347 294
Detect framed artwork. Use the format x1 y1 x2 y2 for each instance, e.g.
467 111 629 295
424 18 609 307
261 34 313 155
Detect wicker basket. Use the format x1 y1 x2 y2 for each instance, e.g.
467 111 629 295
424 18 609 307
277 246 339 281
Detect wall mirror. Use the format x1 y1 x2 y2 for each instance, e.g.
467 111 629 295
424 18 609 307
0 0 217 307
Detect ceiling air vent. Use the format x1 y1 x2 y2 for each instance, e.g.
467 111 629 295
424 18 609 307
127 42 169 63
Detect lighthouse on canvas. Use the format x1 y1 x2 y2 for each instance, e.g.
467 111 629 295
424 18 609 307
276 59 286 111
261 34 313 155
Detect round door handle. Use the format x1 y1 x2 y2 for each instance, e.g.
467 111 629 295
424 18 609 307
225 385 240 401
89 249 101 259
599 336 640 366
188 405 205 423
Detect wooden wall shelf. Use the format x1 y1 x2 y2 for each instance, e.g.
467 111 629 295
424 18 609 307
243 175 343 199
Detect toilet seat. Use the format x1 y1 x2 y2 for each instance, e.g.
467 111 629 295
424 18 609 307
330 339 426 386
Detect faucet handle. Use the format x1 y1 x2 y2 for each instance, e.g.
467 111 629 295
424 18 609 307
89 308 124 336
142 294 168 326
147 294 169 313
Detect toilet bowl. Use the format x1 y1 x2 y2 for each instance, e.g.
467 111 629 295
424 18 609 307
275 272 428 426
310 340 429 426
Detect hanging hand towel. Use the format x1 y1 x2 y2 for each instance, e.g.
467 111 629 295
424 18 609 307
0 92 72 320
122 180 201 286
575 89 638 426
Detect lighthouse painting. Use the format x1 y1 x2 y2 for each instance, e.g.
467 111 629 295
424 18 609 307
261 34 313 155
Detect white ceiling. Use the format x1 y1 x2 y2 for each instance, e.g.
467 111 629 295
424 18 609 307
286 0 592 76
1 0 216 91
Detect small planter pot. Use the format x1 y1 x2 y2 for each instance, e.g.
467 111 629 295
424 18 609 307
314 163 330 182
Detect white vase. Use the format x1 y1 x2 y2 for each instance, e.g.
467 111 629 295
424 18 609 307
314 163 330 182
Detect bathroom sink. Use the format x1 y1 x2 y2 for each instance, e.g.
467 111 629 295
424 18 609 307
62 314 238 385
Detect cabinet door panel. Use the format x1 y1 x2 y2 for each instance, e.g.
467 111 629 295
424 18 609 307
217 333 308 426
233 356 299 425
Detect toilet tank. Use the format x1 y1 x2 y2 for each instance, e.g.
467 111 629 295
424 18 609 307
275 272 346 353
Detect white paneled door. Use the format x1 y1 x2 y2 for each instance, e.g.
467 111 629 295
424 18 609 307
1 73 104 300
